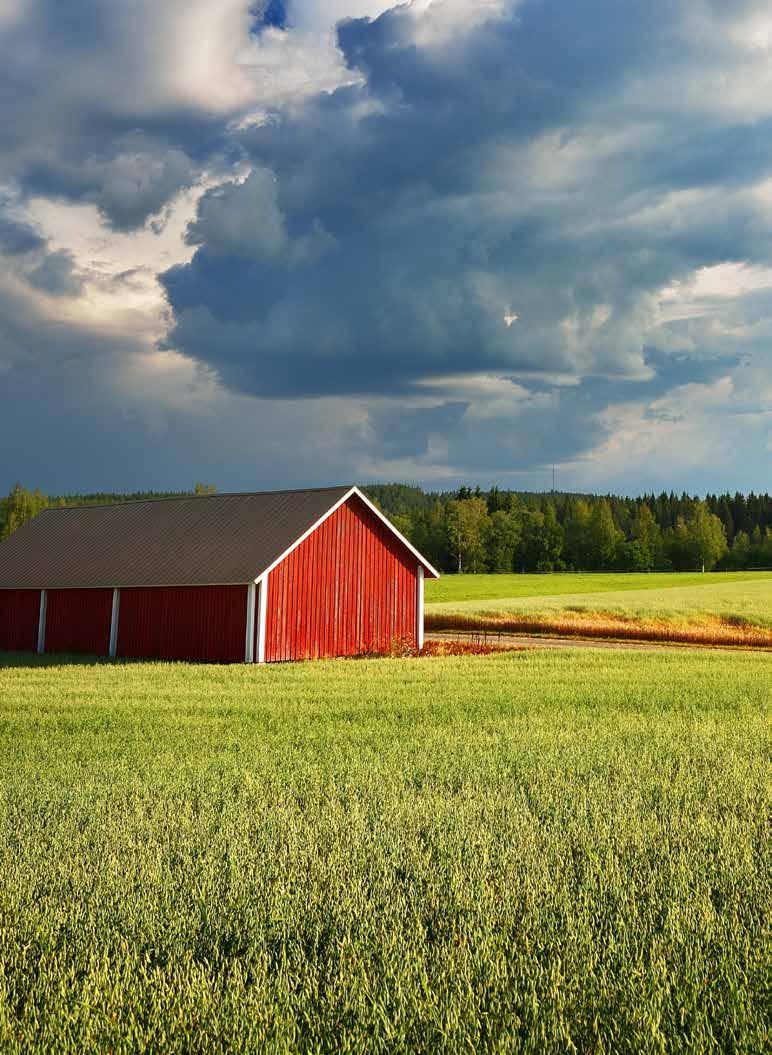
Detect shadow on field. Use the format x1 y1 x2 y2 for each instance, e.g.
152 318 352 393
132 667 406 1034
0 650 121 669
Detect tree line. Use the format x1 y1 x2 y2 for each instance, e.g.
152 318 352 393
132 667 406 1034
365 484 772 573
1 481 770 574
0 484 216 541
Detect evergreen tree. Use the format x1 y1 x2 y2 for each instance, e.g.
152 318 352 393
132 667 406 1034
586 500 622 569
726 531 751 570
627 504 662 569
410 501 449 572
541 503 564 569
486 486 505 514
563 499 592 569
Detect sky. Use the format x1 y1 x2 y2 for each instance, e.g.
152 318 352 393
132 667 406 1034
0 0 770 497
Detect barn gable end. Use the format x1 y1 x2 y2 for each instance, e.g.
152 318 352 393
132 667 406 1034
264 493 418 662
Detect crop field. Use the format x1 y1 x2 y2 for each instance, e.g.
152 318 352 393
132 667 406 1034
426 572 772 646
1 648 770 1053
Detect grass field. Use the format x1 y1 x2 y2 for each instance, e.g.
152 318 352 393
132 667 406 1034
1 649 770 1052
426 572 772 645
425 570 772 606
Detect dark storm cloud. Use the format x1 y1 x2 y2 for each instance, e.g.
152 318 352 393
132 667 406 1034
20 145 197 232
361 401 468 460
160 0 772 416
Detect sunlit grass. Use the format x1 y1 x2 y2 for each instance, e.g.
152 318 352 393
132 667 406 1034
426 570 772 606
427 573 772 643
1 650 770 1052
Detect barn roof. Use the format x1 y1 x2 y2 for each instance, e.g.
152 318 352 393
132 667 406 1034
0 485 439 589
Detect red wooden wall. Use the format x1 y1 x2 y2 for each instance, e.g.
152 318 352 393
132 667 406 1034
265 495 417 662
0 589 40 651
45 588 113 655
117 585 247 663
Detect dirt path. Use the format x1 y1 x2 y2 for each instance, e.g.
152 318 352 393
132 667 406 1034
426 631 772 654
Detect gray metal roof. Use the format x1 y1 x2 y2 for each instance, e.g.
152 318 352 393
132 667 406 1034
0 486 354 589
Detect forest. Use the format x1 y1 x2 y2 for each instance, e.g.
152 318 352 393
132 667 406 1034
366 484 772 573
1 482 770 574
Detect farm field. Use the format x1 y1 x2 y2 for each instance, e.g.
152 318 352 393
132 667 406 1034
425 570 772 606
426 572 772 646
1 649 770 1053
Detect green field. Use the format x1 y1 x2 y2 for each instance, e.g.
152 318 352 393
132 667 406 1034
1 649 770 1052
426 571 772 628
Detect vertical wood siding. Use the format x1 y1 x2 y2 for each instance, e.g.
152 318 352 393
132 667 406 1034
265 495 417 662
117 585 247 663
0 589 41 651
45 588 113 655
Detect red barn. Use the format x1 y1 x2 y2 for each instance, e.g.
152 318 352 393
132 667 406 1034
0 487 439 663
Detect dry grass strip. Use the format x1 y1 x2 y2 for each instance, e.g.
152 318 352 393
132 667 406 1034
426 611 772 649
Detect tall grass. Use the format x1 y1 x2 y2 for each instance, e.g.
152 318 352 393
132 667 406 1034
426 610 772 648
0 650 770 1053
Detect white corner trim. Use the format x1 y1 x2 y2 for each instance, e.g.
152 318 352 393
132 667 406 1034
37 589 47 654
109 588 120 658
254 486 440 583
256 574 268 664
416 565 425 650
244 582 256 663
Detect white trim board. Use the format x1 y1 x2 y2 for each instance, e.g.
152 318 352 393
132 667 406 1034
37 589 47 654
244 582 256 663
109 588 120 658
416 565 425 650
256 575 268 664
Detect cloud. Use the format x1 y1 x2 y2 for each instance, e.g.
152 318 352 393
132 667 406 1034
21 147 197 232
0 2 260 232
0 211 45 255
186 169 288 259
158 0 772 414
25 249 83 297
0 0 771 495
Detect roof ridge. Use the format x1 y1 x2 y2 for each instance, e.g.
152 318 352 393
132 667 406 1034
38 484 354 514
